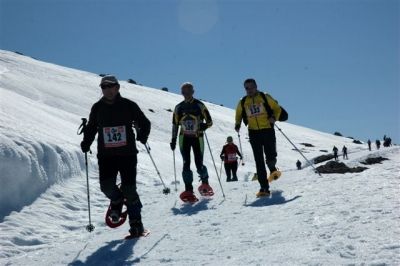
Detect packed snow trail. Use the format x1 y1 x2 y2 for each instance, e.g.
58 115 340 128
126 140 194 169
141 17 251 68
0 50 399 265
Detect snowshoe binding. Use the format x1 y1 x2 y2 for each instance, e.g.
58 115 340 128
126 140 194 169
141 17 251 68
268 170 282 183
105 199 128 228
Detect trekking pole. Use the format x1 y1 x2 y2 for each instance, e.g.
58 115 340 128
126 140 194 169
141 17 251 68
274 123 322 177
173 150 178 192
77 118 95 232
145 143 171 194
219 160 223 180
237 133 245 166
204 132 226 198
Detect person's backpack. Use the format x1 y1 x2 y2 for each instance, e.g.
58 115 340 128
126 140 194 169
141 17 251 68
241 92 288 125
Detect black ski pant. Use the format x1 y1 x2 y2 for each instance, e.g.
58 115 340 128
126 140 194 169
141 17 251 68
224 161 238 181
249 128 277 189
179 135 209 191
98 155 142 221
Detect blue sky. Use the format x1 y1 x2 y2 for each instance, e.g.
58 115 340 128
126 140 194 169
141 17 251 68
1 0 399 144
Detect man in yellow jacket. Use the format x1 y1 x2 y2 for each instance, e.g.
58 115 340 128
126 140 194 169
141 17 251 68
235 78 288 197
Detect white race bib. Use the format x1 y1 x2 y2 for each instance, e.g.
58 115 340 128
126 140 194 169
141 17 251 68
227 153 237 162
182 119 198 136
103 126 127 148
246 103 265 117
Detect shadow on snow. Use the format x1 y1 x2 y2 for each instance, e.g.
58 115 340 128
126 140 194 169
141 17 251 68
171 198 212 216
244 190 301 207
69 238 138 266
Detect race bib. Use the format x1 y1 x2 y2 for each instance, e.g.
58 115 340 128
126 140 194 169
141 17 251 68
227 153 237 162
246 103 265 117
181 119 198 136
103 126 127 148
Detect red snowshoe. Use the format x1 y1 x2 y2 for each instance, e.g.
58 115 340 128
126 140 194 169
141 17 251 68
105 200 128 228
179 190 199 203
198 183 214 197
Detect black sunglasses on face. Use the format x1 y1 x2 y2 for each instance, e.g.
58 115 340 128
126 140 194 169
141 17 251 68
245 86 257 90
101 84 115 90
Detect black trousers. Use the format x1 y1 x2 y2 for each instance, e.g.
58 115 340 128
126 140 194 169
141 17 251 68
98 155 142 221
179 135 208 190
249 128 277 189
224 161 238 181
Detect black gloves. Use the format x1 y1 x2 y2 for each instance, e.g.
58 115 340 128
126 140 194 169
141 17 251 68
170 138 177 151
234 124 240 132
80 141 91 153
136 132 148 145
199 123 208 131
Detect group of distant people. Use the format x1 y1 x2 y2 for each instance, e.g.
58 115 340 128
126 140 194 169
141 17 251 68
367 135 392 151
295 134 394 170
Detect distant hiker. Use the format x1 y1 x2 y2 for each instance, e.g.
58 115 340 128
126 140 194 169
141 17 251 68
170 82 214 203
220 136 243 182
342 146 348 159
333 146 339 161
81 75 151 237
235 78 288 197
367 139 372 151
376 139 381 150
296 160 302 170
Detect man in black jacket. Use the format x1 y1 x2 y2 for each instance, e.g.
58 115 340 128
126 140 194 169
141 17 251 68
81 75 151 237
170 82 214 202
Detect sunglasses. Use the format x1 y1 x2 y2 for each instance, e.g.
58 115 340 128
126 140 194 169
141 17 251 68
101 84 115 90
245 86 257 90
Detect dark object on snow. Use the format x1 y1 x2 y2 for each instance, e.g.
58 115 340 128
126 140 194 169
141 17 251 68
320 150 328 153
360 157 389 165
99 74 108 77
165 108 173 112
353 140 363 144
367 139 372 151
314 154 336 164
161 87 168 92
300 143 315 147
296 160 302 170
14 51 24 55
316 161 368 174
127 79 137 84
334 132 343 137
347 136 354 140
148 109 155 113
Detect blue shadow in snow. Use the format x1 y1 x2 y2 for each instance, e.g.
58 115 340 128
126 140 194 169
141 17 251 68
171 199 211 216
244 190 301 207
69 238 139 266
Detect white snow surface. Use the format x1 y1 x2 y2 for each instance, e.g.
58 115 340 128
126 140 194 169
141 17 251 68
0 50 399 265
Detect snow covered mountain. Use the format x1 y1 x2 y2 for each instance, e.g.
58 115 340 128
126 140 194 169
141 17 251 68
0 50 399 265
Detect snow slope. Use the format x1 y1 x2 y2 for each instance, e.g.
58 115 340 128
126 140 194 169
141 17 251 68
0 50 399 265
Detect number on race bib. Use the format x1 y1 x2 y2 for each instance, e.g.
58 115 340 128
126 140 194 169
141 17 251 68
227 153 237 162
182 119 198 136
247 103 264 117
103 126 127 148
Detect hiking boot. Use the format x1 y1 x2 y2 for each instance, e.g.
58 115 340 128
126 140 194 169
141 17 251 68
129 219 144 237
256 188 271 198
109 199 124 223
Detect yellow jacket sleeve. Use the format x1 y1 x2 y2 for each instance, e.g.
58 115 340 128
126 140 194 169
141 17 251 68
235 100 243 127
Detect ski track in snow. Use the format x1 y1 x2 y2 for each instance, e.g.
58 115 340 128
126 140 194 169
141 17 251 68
0 50 399 265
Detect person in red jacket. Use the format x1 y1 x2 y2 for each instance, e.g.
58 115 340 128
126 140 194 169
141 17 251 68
220 136 242 182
